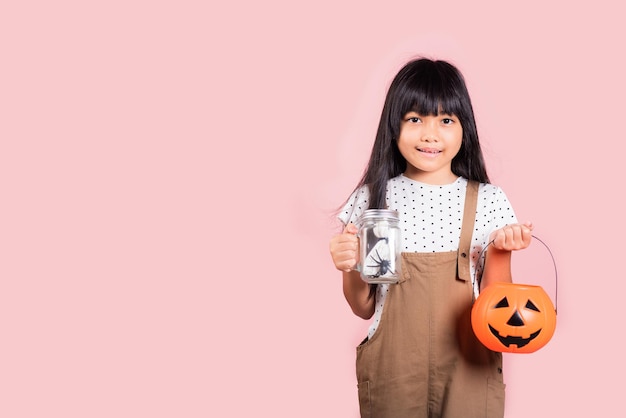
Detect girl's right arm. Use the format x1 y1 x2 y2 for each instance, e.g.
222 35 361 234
329 223 376 319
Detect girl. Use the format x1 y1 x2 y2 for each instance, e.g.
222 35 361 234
329 58 533 418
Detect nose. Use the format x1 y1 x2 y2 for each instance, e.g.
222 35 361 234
421 120 439 142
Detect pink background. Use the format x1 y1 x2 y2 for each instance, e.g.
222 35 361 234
1 1 623 416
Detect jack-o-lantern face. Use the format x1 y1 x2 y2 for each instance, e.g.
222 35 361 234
471 282 556 353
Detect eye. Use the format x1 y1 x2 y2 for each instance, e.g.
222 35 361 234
494 297 509 308
525 300 540 312
441 118 455 125
406 116 421 123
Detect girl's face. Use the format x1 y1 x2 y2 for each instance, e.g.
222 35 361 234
397 111 463 185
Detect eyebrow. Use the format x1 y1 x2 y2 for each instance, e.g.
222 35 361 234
405 111 456 117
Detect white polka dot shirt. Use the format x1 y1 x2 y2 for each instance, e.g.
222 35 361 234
338 175 518 340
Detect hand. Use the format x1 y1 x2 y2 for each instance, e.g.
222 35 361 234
329 223 360 272
489 221 533 252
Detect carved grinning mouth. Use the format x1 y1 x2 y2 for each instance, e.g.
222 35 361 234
488 324 542 348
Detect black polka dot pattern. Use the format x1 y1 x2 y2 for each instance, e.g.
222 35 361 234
338 174 518 339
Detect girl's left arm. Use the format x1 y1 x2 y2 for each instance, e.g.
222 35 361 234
481 222 533 290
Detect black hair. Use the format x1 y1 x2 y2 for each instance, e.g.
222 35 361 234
347 57 490 209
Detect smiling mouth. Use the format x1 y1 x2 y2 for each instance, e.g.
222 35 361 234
488 324 541 348
417 148 442 154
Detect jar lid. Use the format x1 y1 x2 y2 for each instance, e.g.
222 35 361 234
356 209 400 225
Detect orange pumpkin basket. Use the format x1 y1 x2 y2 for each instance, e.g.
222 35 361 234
471 236 558 354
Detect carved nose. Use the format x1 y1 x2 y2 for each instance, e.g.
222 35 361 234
507 311 525 326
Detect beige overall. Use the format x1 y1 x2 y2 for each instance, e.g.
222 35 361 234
356 181 505 418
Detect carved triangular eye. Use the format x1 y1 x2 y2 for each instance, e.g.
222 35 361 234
525 300 540 312
494 297 509 308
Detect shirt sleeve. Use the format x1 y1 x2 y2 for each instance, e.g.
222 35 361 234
337 185 371 226
488 185 519 232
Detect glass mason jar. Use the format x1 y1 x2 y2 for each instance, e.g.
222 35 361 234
355 209 402 284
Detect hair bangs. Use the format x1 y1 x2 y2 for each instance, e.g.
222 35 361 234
405 75 464 118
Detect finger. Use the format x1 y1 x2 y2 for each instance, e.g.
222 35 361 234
513 231 524 249
329 245 357 269
344 222 358 235
330 237 358 256
337 250 359 272
492 225 517 250
330 233 360 268
494 230 507 249
508 224 532 249
521 224 533 247
502 225 515 246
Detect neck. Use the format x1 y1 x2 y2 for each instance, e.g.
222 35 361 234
403 169 459 185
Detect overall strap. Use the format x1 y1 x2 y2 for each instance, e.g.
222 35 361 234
457 180 479 281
